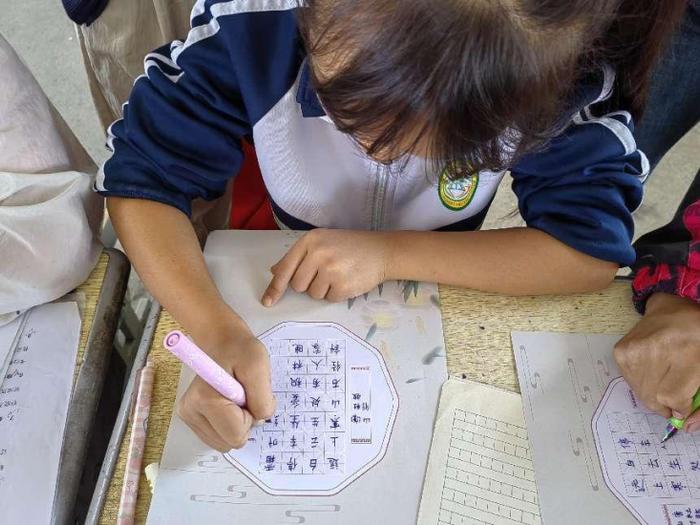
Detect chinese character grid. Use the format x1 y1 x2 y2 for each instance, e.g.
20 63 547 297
438 409 541 525
257 338 347 475
667 504 700 525
607 411 700 499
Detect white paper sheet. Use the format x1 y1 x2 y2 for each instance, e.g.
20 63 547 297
0 302 81 524
226 321 399 495
0 314 26 384
147 230 448 524
418 378 541 525
512 331 700 525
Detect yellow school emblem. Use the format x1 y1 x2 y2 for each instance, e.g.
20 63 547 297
438 168 479 211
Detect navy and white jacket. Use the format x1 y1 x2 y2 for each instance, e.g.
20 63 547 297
95 0 649 265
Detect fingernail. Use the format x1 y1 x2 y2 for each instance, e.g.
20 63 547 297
254 419 266 427
262 296 272 307
672 411 685 419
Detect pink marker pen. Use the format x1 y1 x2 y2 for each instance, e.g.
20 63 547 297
163 330 247 406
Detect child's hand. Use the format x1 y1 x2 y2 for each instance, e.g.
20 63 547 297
262 229 392 305
614 293 700 433
176 331 276 452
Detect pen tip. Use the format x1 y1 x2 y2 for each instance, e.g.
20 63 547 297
661 424 677 444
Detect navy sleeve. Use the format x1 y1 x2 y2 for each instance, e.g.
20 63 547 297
95 2 302 217
511 110 647 266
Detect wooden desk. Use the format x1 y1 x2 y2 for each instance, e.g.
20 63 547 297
95 280 641 524
54 248 130 525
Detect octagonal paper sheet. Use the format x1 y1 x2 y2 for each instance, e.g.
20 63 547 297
224 321 398 495
593 377 700 525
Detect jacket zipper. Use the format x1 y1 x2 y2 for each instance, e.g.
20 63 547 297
371 164 390 231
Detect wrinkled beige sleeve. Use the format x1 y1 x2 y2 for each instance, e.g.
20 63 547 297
0 34 103 321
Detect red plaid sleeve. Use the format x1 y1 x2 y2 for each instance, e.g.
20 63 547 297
632 170 700 312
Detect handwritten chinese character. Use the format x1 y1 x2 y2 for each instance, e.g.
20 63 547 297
630 478 646 492
617 437 632 449
671 480 685 492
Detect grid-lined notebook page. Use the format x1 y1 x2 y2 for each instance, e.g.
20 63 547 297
418 379 541 525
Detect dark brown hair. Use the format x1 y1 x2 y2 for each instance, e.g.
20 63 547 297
297 0 687 176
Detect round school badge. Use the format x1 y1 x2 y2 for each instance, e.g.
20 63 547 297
438 168 479 211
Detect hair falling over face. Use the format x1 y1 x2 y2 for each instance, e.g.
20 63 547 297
297 0 687 178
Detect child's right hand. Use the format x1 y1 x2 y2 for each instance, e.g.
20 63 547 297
176 332 276 452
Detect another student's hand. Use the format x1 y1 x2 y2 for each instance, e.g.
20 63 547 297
177 329 276 452
614 293 700 433
262 229 393 305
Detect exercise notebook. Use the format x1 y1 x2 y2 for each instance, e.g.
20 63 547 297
147 230 448 524
418 378 541 525
0 302 81 524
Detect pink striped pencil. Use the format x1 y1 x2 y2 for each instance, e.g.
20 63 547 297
117 360 155 525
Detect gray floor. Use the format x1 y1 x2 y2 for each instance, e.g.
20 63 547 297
1 1 699 241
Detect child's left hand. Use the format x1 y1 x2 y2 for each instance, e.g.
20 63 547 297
262 229 393 305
